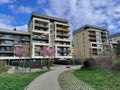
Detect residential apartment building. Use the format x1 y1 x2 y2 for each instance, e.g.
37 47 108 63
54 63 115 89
28 13 72 60
109 32 120 52
0 29 31 60
0 13 72 62
73 25 109 60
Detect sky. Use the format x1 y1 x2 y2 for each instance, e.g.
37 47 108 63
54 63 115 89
0 0 120 36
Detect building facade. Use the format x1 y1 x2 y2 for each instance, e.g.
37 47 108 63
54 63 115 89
0 29 31 60
28 13 72 60
73 25 109 60
0 13 72 61
109 32 120 53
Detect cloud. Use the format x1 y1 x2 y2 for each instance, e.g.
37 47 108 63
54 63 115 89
18 5 36 14
15 24 28 32
0 13 27 32
0 0 15 4
0 14 14 29
9 5 36 14
37 0 47 4
43 0 120 35
8 4 15 10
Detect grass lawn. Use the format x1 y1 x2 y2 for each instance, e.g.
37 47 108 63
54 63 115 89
0 66 10 73
0 66 46 90
74 70 120 90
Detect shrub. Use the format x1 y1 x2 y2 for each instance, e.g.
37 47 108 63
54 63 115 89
83 60 90 68
115 58 120 65
82 58 95 69
111 58 120 70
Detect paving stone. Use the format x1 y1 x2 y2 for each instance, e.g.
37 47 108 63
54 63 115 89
58 70 95 90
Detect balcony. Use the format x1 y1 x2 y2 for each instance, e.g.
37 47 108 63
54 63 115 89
0 43 13 46
56 28 70 32
57 50 70 53
55 37 70 41
101 35 107 39
34 23 48 29
33 40 48 44
0 34 14 40
56 33 70 37
35 50 40 52
0 37 14 40
88 38 96 40
56 43 70 45
33 36 48 41
21 38 30 41
0 50 14 53
88 33 96 36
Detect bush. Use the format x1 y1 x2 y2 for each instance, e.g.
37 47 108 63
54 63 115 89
112 58 120 70
115 58 120 65
82 58 95 69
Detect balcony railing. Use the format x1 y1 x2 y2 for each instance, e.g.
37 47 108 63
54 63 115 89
56 34 70 37
57 50 70 53
21 38 30 41
0 42 13 45
89 38 96 40
0 51 14 53
0 37 14 40
34 23 48 29
88 33 96 36
33 36 48 41
56 27 70 32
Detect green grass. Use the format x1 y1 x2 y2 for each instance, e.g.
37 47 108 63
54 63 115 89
74 70 120 90
0 66 10 73
0 66 46 90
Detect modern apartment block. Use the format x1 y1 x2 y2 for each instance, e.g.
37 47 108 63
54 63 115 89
73 25 109 59
28 13 72 60
0 29 31 60
0 13 72 62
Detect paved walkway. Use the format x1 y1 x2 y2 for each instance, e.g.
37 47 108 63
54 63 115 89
25 66 80 90
59 70 95 90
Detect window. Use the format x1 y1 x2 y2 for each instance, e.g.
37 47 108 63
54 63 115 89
35 52 40 56
92 44 97 47
50 30 52 34
15 35 20 41
50 25 53 29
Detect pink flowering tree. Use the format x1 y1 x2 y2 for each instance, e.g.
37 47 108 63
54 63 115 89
40 46 55 70
47 48 56 65
15 45 29 68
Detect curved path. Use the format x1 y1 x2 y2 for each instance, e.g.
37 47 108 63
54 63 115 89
59 70 95 90
25 66 80 90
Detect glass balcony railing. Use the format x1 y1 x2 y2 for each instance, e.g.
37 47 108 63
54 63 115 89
57 50 70 53
33 36 48 41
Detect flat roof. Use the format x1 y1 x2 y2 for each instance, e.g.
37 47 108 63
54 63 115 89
0 28 31 35
73 24 107 35
28 12 68 25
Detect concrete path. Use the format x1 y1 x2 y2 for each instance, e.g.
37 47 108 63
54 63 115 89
25 66 80 90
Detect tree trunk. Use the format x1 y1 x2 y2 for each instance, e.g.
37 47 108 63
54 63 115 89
47 59 50 70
